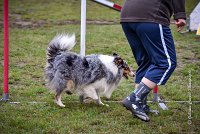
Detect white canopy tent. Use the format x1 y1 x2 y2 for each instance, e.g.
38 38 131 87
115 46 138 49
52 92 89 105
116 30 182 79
189 2 200 31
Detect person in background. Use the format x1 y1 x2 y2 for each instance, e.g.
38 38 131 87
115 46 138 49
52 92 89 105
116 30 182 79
120 0 186 121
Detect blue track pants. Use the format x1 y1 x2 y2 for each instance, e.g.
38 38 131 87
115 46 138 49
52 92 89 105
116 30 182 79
121 22 177 85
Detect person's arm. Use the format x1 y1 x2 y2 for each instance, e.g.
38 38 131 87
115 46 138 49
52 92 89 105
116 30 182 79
172 0 186 31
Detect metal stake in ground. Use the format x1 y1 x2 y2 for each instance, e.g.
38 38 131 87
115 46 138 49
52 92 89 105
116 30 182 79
153 86 168 110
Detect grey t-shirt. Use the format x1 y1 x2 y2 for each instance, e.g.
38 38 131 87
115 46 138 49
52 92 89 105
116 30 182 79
120 0 186 26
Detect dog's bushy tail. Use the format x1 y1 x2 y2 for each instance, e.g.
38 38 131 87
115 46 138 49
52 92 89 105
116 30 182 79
44 34 76 90
46 34 76 62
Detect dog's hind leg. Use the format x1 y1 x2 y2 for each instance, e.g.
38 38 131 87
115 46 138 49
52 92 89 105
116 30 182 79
55 92 65 107
82 87 109 106
65 80 74 95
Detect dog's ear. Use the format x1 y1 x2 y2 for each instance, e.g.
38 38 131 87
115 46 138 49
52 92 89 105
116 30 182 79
114 57 124 67
113 53 118 57
83 57 89 68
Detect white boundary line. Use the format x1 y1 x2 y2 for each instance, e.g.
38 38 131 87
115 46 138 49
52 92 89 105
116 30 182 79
4 100 200 104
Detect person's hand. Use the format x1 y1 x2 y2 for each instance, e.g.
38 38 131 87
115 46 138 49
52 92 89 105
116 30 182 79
175 19 186 32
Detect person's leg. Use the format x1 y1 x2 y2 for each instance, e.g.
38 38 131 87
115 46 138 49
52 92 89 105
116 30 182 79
131 23 176 99
121 22 151 84
122 23 151 112
122 22 177 121
122 23 152 121
136 23 177 86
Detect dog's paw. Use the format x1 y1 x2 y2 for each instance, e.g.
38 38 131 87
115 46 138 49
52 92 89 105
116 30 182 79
55 100 66 108
58 104 66 108
105 104 109 107
98 101 109 107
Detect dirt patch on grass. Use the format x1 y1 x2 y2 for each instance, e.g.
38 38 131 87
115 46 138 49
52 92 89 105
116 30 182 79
0 19 119 28
0 13 120 29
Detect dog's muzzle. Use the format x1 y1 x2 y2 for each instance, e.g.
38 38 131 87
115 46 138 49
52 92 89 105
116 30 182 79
123 69 135 79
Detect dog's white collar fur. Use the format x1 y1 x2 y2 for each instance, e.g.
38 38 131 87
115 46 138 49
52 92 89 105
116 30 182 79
99 55 118 76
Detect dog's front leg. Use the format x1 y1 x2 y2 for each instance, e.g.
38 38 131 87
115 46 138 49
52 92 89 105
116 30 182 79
96 96 109 107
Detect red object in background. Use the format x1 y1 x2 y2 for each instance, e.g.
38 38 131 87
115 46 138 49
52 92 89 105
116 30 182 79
3 0 9 95
153 86 158 93
113 4 122 11
92 0 122 12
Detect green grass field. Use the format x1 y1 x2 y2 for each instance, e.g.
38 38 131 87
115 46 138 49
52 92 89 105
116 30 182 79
0 0 200 133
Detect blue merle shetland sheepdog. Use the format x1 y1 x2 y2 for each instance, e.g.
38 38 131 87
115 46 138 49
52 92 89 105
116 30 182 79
44 34 134 107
